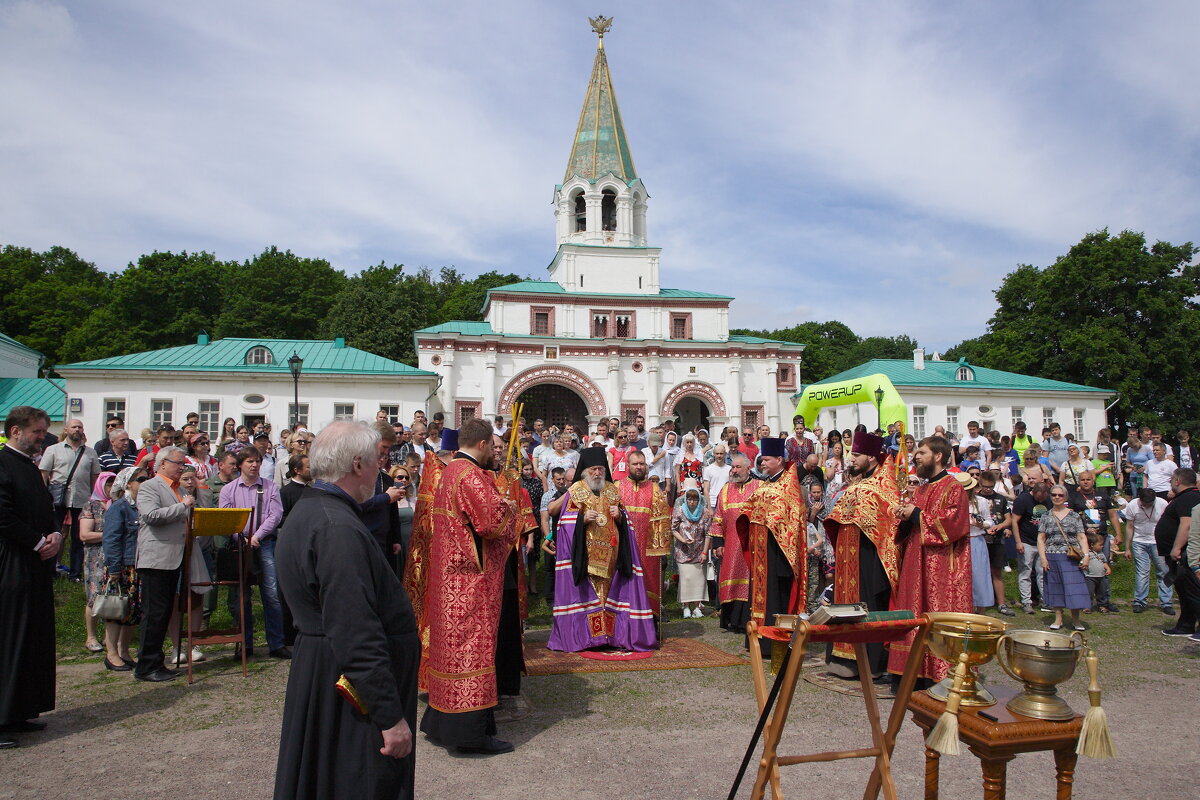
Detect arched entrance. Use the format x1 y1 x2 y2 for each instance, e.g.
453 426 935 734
516 384 590 432
674 396 710 435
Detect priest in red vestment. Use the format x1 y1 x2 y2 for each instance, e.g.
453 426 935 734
419 419 519 755
823 431 900 679
737 438 805 655
401 437 450 694
887 435 972 683
618 450 671 622
711 452 758 632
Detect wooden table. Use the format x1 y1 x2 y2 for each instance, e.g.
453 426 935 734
907 684 1083 800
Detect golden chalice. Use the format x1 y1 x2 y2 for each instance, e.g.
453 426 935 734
925 612 1009 706
995 629 1085 721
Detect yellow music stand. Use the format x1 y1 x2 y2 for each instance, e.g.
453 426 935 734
178 507 252 683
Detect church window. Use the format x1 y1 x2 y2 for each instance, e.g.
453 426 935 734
245 346 274 365
601 189 617 231
615 314 632 338
574 193 586 232
670 313 692 340
592 313 609 338
533 311 550 335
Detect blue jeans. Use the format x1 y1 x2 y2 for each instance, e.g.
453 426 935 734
1132 540 1173 607
228 537 284 651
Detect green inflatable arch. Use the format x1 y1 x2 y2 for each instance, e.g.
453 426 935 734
793 373 908 432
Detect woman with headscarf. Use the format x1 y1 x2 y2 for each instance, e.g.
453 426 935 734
78 471 118 652
672 478 713 619
674 433 703 494
100 467 144 670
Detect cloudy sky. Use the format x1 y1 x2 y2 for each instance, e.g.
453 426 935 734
2 1 1196 349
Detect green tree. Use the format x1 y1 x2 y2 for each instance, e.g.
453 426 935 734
437 270 523 322
214 247 346 340
943 229 1200 432
0 245 112 368
731 321 917 384
59 250 231 362
320 263 445 363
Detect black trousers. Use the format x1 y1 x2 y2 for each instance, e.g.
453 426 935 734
136 565 182 676
495 551 523 697
57 506 83 579
1174 562 1200 632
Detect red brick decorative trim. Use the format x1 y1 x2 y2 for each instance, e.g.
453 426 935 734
620 404 645 424
660 381 727 417
742 405 765 429
498 364 606 417
776 362 797 390
454 401 481 427
487 292 731 310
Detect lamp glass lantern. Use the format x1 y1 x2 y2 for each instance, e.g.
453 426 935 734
288 352 304 428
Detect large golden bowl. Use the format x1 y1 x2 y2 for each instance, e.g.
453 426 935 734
995 629 1085 720
924 612 1009 706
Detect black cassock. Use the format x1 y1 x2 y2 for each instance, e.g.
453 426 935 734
274 485 419 800
0 445 57 727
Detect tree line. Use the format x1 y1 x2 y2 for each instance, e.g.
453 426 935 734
5 228 1196 433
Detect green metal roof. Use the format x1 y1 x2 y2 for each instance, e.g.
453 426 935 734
0 378 66 420
56 338 437 377
0 332 43 358
485 280 732 301
564 39 637 185
814 359 1111 394
414 321 801 348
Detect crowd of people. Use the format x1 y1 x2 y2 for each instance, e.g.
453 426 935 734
4 401 1200 798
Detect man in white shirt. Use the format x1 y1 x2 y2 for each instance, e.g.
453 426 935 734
959 421 993 466
702 445 731 507
1121 488 1173 613
1145 443 1178 499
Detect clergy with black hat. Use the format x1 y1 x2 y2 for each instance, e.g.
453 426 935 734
737 436 806 656
823 431 902 680
546 446 657 651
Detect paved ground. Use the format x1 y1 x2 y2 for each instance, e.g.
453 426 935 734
5 612 1199 799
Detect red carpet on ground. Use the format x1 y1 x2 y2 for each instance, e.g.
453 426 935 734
523 635 746 675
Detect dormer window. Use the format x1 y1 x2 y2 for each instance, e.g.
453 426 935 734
574 193 586 232
601 189 617 231
245 346 274 365
956 366 974 381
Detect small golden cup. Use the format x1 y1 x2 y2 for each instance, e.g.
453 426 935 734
925 612 1009 706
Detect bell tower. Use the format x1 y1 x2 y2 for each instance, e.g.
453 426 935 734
549 16 658 295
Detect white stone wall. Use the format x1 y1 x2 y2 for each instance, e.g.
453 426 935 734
60 373 436 439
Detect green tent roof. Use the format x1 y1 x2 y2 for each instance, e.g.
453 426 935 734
57 338 437 377
564 38 637 185
814 359 1111 394
0 378 65 420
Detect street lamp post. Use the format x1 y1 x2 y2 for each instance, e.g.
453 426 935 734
288 351 304 429
874 385 884 431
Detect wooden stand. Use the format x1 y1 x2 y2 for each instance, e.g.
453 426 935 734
177 507 252 684
746 616 931 800
907 684 1083 800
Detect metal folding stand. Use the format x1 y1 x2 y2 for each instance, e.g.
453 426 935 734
742 616 932 800
176 507 252 684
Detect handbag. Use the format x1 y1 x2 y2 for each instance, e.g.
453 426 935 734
1054 515 1084 562
48 446 85 508
91 577 131 621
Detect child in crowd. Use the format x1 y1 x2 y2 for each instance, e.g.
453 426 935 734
1083 534 1117 613
959 445 982 471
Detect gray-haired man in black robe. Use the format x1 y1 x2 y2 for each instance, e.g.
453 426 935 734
0 406 62 749
274 421 418 799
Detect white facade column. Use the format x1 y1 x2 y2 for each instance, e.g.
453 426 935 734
605 349 621 417
616 195 634 245
646 353 662 426
765 364 780 432
439 346 457 413
727 357 743 427
483 349 498 415
585 194 603 244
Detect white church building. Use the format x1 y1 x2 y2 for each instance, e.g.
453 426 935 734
415 23 805 434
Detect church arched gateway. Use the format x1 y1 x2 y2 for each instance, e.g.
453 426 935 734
498 365 605 431
661 381 727 433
